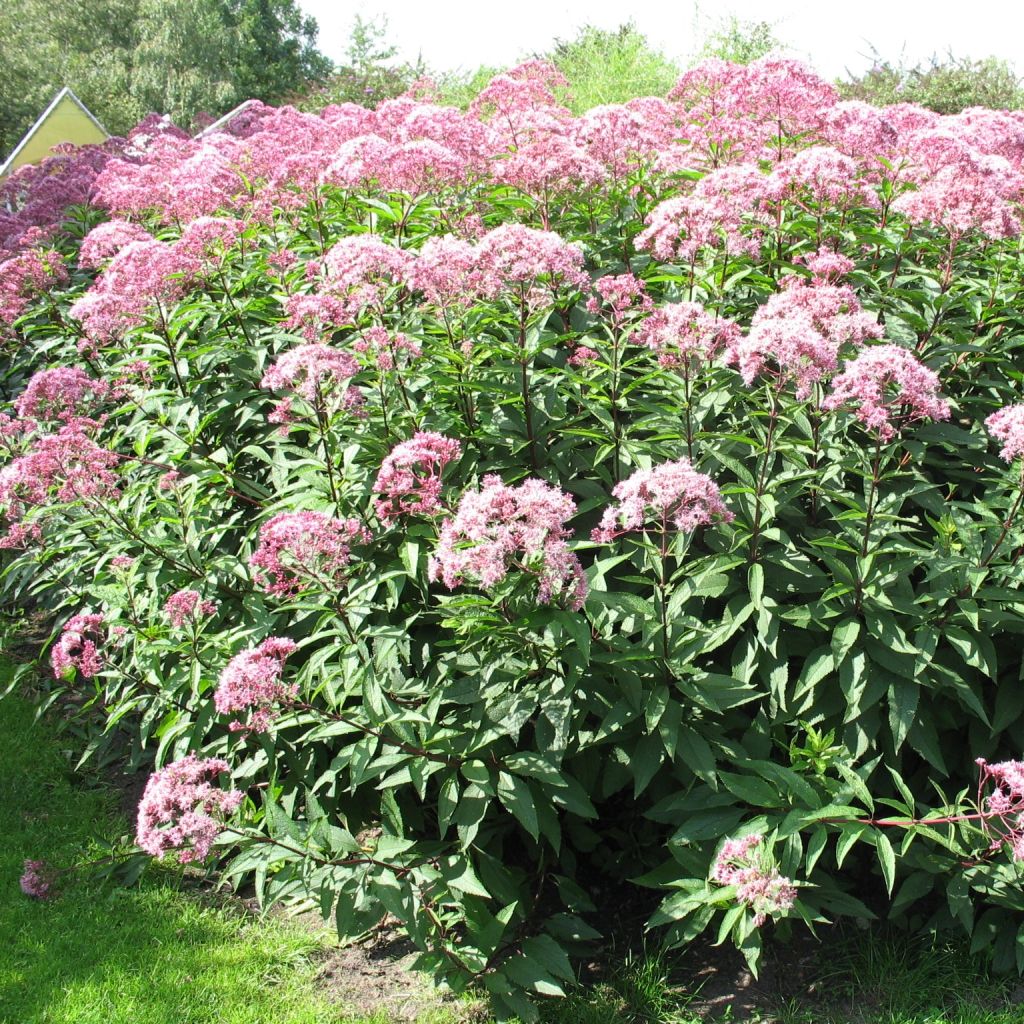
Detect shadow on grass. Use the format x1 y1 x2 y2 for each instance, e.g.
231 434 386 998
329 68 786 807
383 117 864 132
0 683 341 1024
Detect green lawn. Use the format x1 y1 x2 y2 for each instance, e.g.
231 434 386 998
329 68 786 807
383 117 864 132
0 681 355 1024
3 663 1023 1024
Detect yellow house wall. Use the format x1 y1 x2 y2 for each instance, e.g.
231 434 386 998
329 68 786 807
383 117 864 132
2 96 108 176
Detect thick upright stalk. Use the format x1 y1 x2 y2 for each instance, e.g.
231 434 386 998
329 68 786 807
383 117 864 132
749 388 779 563
854 436 884 613
518 289 539 473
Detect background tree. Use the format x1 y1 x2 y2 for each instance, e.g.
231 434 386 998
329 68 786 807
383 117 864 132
297 16 426 111
0 0 330 156
542 22 681 112
839 50 1024 113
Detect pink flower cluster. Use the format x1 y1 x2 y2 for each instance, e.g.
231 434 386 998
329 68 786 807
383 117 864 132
823 344 951 440
586 273 653 328
729 272 883 399
19 859 56 900
14 368 109 423
635 302 740 372
0 425 121 546
136 754 243 863
260 343 363 428
214 637 298 733
50 613 105 679
430 476 587 610
976 758 1024 860
353 326 422 370
985 404 1024 463
374 432 462 522
78 220 153 269
0 248 68 327
711 833 797 927
164 589 217 628
592 460 733 542
250 511 370 597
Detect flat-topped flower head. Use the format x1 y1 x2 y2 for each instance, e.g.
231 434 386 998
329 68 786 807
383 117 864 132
634 302 739 372
15 368 109 424
474 224 588 296
136 755 242 863
429 476 586 610
19 859 56 900
986 404 1024 463
823 344 951 440
728 275 882 400
50 613 105 680
215 636 298 733
164 589 217 629
711 832 797 927
586 274 653 328
592 460 733 542
375 433 462 523
260 344 363 427
977 758 1024 861
250 511 370 597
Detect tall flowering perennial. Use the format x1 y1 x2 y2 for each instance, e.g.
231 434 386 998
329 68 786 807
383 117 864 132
375 433 462 523
634 302 740 372
136 755 243 863
164 589 217 629
711 834 797 927
592 460 733 542
78 220 153 269
0 248 68 328
430 476 587 610
586 273 653 328
823 344 951 440
985 404 1024 463
214 637 298 733
250 511 371 597
50 613 105 679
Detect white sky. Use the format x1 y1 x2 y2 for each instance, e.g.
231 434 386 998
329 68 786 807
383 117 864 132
297 0 1024 82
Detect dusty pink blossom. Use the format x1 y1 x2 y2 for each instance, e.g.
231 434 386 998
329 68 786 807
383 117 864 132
711 833 797 927
164 589 217 628
250 511 371 597
19 859 56 900
586 274 653 328
986 404 1024 463
136 755 242 863
728 276 882 399
0 248 68 326
260 344 363 423
78 220 153 268
474 224 588 297
375 432 461 522
15 368 109 423
592 460 733 542
352 326 421 370
215 636 298 733
429 476 586 610
50 613 105 679
823 344 951 440
634 302 740 372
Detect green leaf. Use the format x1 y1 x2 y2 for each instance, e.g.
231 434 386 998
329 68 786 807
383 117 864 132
876 831 896 896
497 772 540 841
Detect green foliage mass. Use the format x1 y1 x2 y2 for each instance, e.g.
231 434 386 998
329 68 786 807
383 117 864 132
542 23 682 113
839 51 1024 114
0 0 331 155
